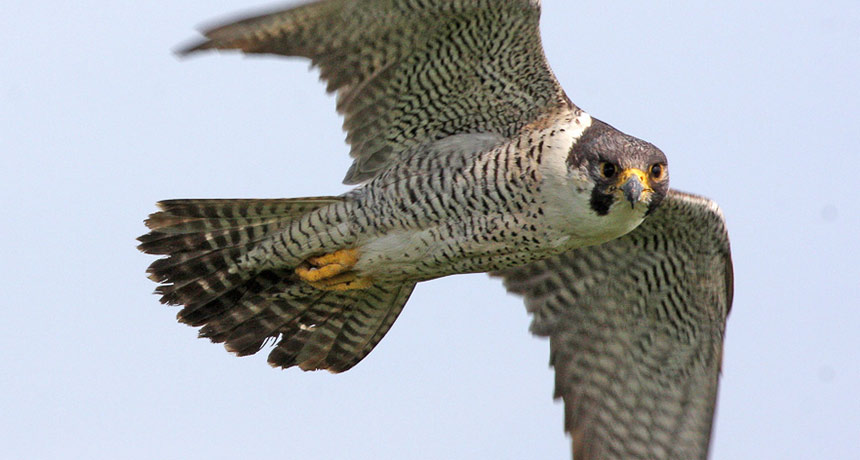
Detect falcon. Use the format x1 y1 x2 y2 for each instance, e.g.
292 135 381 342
139 1 733 458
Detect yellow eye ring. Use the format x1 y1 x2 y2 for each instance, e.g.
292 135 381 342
650 163 664 180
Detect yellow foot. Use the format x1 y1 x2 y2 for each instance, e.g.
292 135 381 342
305 273 374 291
295 248 372 291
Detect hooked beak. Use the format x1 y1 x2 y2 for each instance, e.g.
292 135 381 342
616 169 651 208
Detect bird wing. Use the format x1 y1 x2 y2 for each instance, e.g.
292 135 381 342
179 0 568 184
494 190 733 459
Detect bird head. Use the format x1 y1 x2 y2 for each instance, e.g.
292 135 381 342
568 119 669 217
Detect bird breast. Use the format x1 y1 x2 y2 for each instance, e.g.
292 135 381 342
347 108 646 280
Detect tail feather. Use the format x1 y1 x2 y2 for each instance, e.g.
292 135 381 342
148 246 250 286
138 221 284 255
338 283 412 361
178 285 249 327
154 198 340 219
261 294 349 369
140 197 339 254
268 282 417 372
146 247 243 282
139 197 340 295
217 308 291 356
191 279 417 372
140 197 416 372
196 274 309 339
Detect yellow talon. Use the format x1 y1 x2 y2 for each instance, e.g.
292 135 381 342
306 273 374 291
295 263 345 282
295 248 371 290
307 248 360 268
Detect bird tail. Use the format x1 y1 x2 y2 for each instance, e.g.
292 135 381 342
138 198 416 372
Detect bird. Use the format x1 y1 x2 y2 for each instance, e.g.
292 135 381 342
138 1 733 458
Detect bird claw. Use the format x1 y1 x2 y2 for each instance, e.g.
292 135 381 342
295 248 372 290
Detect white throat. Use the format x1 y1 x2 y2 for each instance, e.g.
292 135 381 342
536 111 648 249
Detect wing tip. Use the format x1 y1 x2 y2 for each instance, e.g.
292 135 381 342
174 38 215 57
174 32 255 56
175 17 269 57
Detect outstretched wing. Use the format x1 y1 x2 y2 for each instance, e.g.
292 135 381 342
179 0 568 184
495 190 733 459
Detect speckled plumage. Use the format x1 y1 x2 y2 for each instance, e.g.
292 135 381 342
183 0 564 184
495 191 732 459
140 1 732 458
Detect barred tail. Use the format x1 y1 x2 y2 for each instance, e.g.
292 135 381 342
138 198 416 372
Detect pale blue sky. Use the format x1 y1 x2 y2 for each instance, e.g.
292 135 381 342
2 1 858 459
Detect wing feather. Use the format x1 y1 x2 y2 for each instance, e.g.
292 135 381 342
179 0 567 183
495 190 733 459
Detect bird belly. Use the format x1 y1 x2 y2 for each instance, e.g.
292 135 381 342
351 214 572 282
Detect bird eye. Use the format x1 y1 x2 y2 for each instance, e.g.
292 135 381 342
650 163 664 179
600 162 617 178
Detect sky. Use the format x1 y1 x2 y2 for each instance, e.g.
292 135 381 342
1 1 858 459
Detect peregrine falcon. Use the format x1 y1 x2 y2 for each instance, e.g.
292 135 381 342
139 1 733 458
